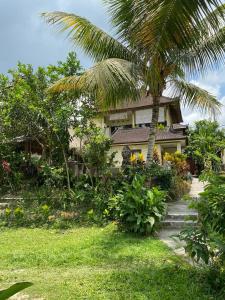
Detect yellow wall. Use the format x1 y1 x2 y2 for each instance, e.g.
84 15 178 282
110 144 148 166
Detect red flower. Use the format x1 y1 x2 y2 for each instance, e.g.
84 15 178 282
2 160 11 173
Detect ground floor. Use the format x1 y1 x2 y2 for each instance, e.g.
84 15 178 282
111 140 186 167
110 126 187 166
0 225 214 300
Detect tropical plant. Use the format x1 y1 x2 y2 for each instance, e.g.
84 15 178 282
43 0 224 163
164 151 190 177
0 282 33 300
177 174 225 295
186 120 225 173
109 175 167 234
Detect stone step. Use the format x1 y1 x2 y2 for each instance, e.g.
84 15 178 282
167 212 198 221
0 197 22 202
161 219 197 229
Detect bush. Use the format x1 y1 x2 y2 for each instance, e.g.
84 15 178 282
124 162 174 191
169 176 191 201
196 174 225 235
177 174 225 297
164 151 190 177
109 175 167 234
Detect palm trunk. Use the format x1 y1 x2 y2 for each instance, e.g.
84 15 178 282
146 95 160 165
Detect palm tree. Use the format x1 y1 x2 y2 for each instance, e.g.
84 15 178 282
42 0 225 163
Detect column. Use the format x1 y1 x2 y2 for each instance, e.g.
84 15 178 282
222 149 225 165
177 142 182 152
132 111 135 128
155 144 162 164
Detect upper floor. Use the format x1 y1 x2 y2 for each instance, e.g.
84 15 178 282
93 95 183 137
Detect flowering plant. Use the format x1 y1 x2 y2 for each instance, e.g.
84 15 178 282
2 160 11 173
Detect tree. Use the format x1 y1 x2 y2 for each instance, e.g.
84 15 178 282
0 52 83 191
186 120 225 173
42 1 224 163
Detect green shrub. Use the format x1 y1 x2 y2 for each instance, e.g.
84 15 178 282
110 175 167 234
177 174 225 297
124 162 174 191
196 175 225 235
37 164 65 188
169 176 191 201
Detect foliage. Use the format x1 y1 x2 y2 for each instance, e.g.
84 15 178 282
110 175 167 234
177 174 225 296
0 52 97 192
169 176 191 201
124 161 174 191
0 282 33 300
164 151 190 178
186 120 225 173
195 175 225 235
37 164 65 188
81 126 114 176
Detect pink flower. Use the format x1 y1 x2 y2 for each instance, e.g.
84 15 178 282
2 160 11 173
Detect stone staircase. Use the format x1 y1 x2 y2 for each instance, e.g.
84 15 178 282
161 201 198 229
161 177 205 229
158 177 206 258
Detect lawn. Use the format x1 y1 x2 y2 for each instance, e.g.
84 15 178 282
0 224 212 300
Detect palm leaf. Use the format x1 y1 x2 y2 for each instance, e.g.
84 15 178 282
48 58 141 109
169 78 222 116
42 12 134 62
106 1 225 68
178 26 225 76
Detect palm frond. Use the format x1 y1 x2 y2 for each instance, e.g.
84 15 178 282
177 26 225 76
48 58 141 109
169 78 222 116
106 0 225 60
42 12 134 62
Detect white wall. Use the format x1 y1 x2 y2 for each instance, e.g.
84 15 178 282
135 107 165 124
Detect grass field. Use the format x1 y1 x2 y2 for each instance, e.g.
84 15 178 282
0 224 213 299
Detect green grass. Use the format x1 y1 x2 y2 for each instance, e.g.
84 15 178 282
0 224 213 299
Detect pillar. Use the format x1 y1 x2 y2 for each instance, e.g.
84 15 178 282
177 142 182 153
222 149 225 165
155 144 162 164
132 111 135 128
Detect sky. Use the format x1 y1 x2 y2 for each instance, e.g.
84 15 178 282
0 0 224 126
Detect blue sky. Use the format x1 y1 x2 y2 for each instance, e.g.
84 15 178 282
0 0 224 126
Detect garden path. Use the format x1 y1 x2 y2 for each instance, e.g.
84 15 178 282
158 177 205 259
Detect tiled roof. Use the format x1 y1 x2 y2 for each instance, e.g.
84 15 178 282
112 127 186 144
105 95 176 112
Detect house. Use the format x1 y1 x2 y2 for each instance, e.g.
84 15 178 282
69 95 188 166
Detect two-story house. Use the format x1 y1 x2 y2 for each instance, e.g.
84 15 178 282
70 95 188 166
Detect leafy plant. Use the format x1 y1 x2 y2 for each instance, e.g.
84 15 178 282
0 282 33 300
177 174 225 296
164 151 190 177
186 120 225 173
110 175 166 234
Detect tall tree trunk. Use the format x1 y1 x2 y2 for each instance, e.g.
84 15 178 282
146 95 160 165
